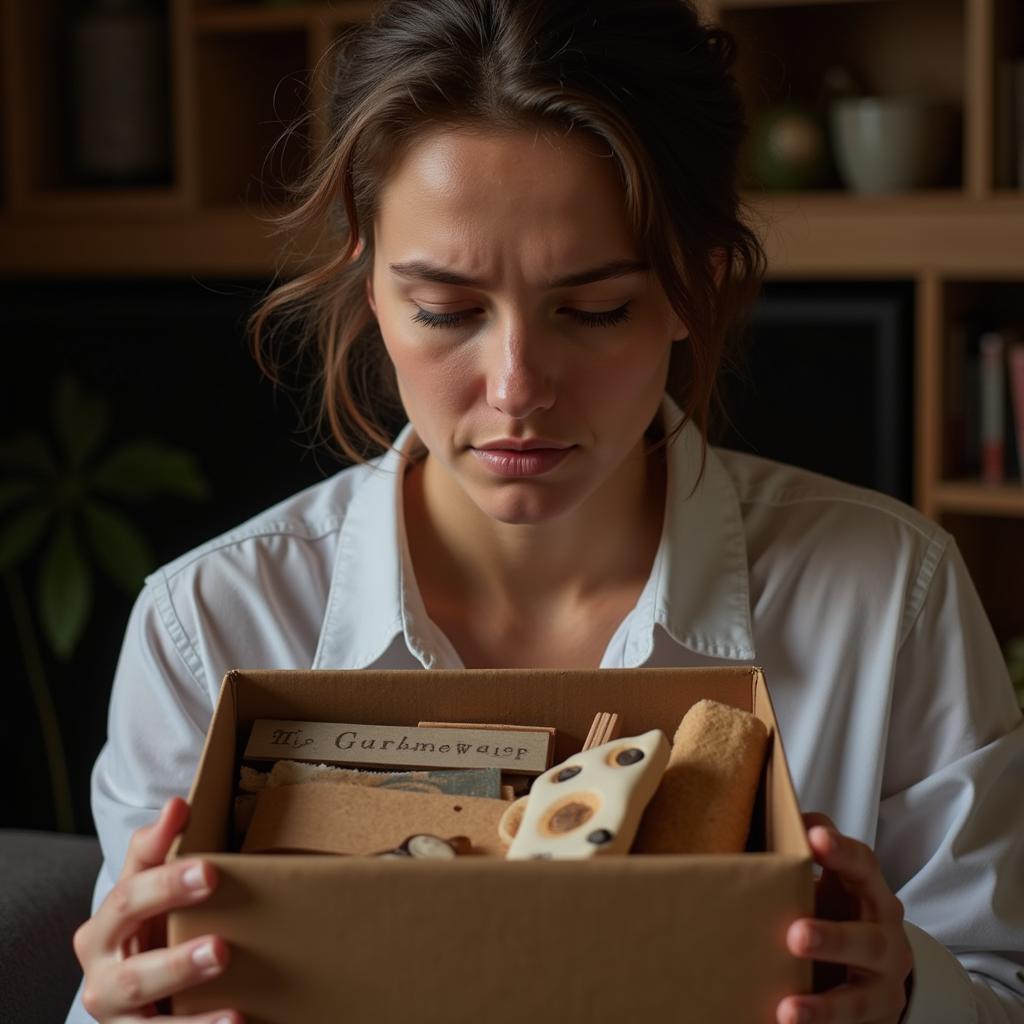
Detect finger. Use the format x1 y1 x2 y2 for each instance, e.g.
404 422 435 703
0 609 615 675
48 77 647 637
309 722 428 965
777 977 908 1024
74 844 206 969
121 797 191 880
88 933 231 1022
803 811 837 833
807 827 901 923
786 918 899 973
97 859 218 956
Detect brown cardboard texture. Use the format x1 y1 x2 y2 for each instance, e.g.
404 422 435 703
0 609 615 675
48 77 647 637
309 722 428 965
241 781 508 856
167 666 813 1023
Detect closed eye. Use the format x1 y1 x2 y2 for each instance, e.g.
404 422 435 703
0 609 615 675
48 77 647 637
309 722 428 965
409 302 632 331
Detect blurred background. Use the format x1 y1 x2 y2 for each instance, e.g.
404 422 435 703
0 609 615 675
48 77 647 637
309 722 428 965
1 0 1023 836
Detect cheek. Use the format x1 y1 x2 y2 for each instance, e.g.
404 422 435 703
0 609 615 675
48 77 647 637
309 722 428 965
382 332 477 419
576 332 673 403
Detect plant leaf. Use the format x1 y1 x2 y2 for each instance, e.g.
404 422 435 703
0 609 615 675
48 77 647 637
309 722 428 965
82 499 154 594
0 479 43 515
90 440 210 501
37 517 92 660
0 434 59 478
53 375 110 469
0 503 52 571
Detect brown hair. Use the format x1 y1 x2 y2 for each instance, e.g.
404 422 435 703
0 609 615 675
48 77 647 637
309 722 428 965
248 0 767 471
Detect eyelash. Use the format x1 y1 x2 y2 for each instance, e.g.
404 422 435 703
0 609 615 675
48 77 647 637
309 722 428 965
409 302 633 331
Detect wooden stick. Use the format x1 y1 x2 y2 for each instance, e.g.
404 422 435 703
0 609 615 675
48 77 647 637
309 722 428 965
582 711 621 751
600 712 621 746
582 712 604 751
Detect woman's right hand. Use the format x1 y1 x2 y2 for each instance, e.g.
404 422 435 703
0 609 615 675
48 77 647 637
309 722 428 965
73 796 242 1023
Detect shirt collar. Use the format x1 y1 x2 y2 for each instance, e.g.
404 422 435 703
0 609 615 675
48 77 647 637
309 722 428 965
638 394 755 663
313 394 754 670
312 419 433 669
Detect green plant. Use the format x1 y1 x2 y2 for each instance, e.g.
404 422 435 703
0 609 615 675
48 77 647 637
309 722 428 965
1 374 209 831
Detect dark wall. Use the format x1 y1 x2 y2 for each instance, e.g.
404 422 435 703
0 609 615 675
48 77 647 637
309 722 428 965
2 278 346 833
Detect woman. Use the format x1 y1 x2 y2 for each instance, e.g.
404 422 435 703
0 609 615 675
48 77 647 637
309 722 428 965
67 1 1023 1022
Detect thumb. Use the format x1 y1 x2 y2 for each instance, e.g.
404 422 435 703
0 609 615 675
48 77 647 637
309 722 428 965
120 796 190 879
802 811 837 834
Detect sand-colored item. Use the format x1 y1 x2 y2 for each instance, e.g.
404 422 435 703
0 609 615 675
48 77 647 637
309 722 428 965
632 698 769 855
241 778 508 856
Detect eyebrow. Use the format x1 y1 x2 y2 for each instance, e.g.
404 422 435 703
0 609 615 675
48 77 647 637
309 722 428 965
387 257 650 289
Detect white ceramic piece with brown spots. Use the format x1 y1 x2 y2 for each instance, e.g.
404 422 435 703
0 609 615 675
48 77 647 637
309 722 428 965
504 729 669 859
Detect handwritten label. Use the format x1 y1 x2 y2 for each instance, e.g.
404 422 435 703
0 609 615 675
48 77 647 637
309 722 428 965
244 719 553 775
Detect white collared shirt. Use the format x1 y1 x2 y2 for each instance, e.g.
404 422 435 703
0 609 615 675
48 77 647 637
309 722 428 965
66 395 1024 1022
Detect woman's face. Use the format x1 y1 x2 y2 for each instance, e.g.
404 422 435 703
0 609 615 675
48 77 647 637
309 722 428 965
366 126 687 526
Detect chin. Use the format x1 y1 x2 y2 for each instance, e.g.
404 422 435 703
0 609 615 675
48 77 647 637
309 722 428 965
475 486 582 526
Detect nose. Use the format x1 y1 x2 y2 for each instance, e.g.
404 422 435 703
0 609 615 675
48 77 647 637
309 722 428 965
485 327 557 420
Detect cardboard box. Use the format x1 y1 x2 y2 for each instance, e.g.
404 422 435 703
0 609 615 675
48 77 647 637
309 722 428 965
168 666 813 1022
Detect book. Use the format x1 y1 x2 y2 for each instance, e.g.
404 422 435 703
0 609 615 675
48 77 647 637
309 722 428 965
945 321 968 473
1009 341 1024 485
963 324 982 475
980 332 1006 484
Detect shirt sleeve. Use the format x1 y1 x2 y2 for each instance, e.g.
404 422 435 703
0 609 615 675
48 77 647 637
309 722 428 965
64 574 215 1023
875 536 1024 1023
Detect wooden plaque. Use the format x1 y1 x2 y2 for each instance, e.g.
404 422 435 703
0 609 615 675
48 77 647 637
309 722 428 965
244 719 553 775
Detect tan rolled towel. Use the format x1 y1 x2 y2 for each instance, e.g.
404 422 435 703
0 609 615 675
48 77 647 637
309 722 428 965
631 698 769 854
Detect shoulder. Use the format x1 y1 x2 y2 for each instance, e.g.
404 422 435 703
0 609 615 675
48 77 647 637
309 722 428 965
131 457 386 683
713 445 941 544
712 446 951 637
147 458 379 586
714 445 946 551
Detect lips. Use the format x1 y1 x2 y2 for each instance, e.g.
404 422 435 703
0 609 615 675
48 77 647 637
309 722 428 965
475 438 573 451
470 444 574 477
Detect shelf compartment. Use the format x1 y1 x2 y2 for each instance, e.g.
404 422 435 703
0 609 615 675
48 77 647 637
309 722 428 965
938 279 1024 486
941 512 1024 645
195 29 312 208
992 0 1024 191
716 0 965 193
14 2 177 199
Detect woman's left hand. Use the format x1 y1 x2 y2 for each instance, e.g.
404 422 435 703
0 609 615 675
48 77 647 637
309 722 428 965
776 812 915 1024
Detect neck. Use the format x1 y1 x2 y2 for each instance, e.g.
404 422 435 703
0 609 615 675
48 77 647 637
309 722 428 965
402 436 667 622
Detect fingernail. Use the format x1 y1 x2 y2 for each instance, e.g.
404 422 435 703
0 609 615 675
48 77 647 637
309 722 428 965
192 940 218 969
183 863 208 891
802 925 822 950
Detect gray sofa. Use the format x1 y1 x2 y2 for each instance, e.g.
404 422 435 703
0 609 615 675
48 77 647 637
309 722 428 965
0 829 101 1023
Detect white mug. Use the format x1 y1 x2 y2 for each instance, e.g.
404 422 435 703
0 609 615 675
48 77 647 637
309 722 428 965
829 96 957 193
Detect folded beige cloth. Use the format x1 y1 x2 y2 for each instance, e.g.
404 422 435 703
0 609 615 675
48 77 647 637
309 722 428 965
631 698 768 854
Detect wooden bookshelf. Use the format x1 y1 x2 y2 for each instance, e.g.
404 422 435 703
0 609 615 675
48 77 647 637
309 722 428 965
1 0 1023 637
931 482 1024 516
